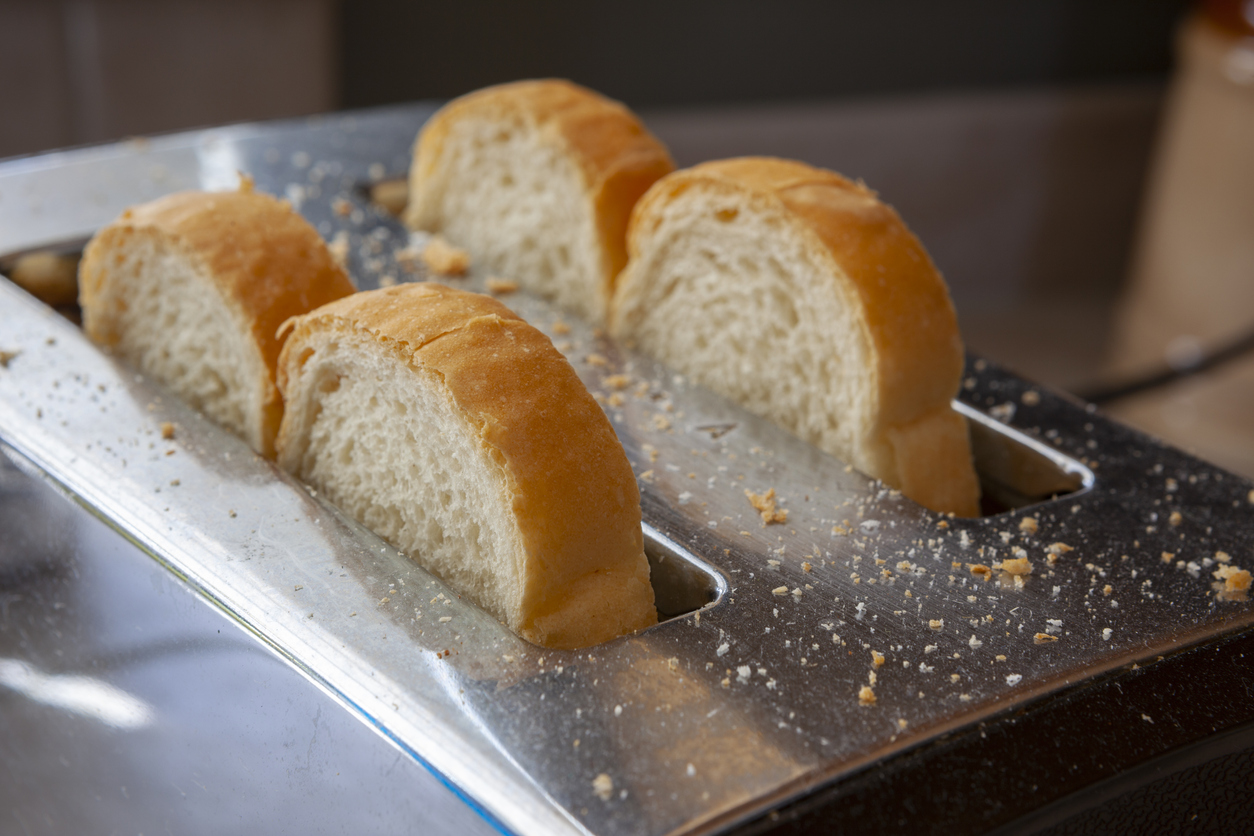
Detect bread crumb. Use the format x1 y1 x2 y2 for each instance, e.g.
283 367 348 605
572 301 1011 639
1045 542 1074 556
1214 564 1252 592
1216 551 1232 563
1161 551 1175 563
929 619 944 631
858 685 876 706
0 349 21 368
485 277 518 294
332 197 352 216
1034 633 1058 644
551 320 571 335
1102 584 1113 596
328 230 350 267
1018 517 1038 534
421 235 470 276
607 392 625 407
592 773 613 801
771 586 788 596
745 488 788 525
378 274 397 287
604 374 631 390
968 563 992 581
652 414 672 432
1021 390 1040 406
801 562 812 573
585 354 609 367
998 557 1033 576
370 179 409 215
871 650 885 667
160 421 175 440
1168 511 1182 526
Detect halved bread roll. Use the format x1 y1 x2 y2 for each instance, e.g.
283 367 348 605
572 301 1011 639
275 283 657 648
610 157 980 517
79 183 355 457
404 79 675 322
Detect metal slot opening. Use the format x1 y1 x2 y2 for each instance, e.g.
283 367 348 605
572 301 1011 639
643 523 726 621
954 401 1094 516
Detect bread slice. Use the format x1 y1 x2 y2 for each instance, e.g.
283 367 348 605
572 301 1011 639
275 282 657 648
404 79 675 323
609 157 980 517
79 183 355 458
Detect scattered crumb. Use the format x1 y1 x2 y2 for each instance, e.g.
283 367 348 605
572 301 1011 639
968 563 992 581
771 586 788 596
370 179 409 215
1018 517 1038 535
1102 627 1113 641
0 350 20 368
421 235 470 276
1214 564 1252 592
332 197 352 216
160 421 175 440
1102 584 1113 596
858 685 876 706
327 230 350 267
1161 551 1175 564
592 773 614 801
652 414 672 432
998 557 1033 576
871 650 885 667
378 274 397 287
929 619 944 631
1021 390 1040 406
552 321 571 335
1034 633 1058 644
1046 542 1074 557
745 488 788 525
485 277 519 294
1216 551 1232 563
607 392 625 407
1168 511 1182 527
604 374 631 390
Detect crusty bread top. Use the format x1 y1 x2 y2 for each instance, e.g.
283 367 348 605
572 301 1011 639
276 283 657 648
407 79 675 303
626 157 966 430
81 187 355 379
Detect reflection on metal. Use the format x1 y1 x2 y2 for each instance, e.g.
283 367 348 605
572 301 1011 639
0 658 155 730
1 107 1253 836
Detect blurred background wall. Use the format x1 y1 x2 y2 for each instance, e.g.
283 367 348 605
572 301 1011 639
1 0 1187 159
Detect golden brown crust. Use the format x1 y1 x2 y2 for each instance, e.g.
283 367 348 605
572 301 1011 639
80 188 355 456
276 283 658 648
407 79 674 313
620 157 979 517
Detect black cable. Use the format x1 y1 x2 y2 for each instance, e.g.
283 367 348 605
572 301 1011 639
1076 324 1254 405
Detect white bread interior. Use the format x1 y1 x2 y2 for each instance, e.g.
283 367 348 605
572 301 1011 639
276 283 658 648
610 157 980 517
405 79 674 323
79 185 354 457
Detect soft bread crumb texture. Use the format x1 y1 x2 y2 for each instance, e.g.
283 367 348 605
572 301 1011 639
745 487 788 525
275 283 656 648
405 79 674 322
78 188 354 457
610 157 979 516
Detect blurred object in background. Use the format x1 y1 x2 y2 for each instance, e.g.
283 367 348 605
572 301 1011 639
0 0 338 159
1101 0 1254 477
